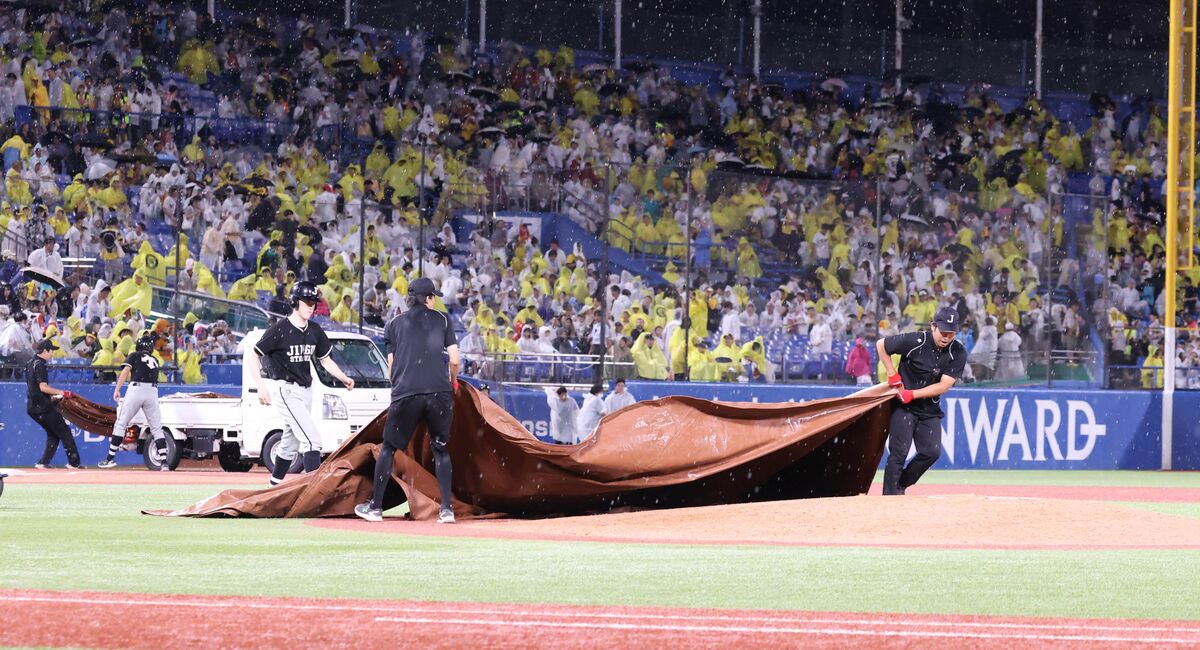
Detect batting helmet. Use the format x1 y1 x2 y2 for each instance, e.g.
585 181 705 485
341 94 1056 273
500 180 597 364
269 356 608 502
136 333 156 353
290 280 322 308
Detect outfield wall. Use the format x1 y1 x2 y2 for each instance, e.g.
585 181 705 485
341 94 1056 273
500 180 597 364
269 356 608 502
1 381 1197 470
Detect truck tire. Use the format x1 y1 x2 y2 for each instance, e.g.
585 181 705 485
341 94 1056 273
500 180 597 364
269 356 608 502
260 431 303 475
217 443 255 473
143 432 181 471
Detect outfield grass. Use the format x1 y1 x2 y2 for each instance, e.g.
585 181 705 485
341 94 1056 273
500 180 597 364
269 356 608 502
1 477 1198 620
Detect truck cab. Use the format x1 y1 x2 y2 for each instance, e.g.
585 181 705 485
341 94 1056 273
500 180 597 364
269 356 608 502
236 328 392 472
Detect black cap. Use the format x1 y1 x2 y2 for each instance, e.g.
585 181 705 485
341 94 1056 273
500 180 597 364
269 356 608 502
36 338 58 352
932 307 960 333
408 277 442 297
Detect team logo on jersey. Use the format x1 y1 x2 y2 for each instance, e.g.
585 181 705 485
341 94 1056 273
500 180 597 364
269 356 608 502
287 344 316 363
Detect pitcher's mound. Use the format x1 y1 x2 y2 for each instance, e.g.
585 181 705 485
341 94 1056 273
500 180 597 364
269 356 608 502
313 494 1200 550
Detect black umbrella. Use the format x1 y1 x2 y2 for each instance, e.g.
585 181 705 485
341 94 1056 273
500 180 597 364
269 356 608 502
469 86 499 100
22 266 64 290
72 37 99 47
493 101 521 113
77 134 115 150
506 123 534 137
598 82 624 96
241 177 274 189
623 61 657 73
111 152 157 164
333 58 360 69
937 152 974 167
442 71 473 83
39 131 71 146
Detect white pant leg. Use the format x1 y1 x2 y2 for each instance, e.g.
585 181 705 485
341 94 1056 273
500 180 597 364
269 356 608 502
274 383 319 459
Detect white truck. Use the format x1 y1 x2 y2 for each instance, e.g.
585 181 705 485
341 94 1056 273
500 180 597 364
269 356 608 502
131 329 392 472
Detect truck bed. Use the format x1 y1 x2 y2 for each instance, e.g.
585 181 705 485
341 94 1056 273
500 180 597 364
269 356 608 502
130 393 244 430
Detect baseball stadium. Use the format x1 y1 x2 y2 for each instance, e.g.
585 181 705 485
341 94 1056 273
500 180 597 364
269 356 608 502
1 0 1199 647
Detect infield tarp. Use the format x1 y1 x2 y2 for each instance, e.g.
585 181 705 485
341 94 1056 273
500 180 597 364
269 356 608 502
143 383 894 520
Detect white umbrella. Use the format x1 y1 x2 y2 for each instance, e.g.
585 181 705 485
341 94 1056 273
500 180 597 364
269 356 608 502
85 158 116 181
820 77 848 92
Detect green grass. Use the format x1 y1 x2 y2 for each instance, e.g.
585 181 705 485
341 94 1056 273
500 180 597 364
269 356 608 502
1 474 1198 620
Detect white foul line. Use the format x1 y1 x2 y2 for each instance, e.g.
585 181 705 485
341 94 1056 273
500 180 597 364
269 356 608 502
4 594 1198 641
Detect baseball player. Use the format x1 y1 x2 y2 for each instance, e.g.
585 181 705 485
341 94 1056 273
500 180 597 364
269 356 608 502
876 307 967 495
245 281 355 487
98 333 167 470
356 277 459 524
27 339 83 469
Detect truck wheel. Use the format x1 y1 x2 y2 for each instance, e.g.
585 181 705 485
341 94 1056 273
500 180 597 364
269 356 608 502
261 431 303 475
217 443 254 473
143 432 181 471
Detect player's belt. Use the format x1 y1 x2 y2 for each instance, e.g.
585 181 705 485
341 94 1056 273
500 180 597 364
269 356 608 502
276 379 310 388
129 382 157 387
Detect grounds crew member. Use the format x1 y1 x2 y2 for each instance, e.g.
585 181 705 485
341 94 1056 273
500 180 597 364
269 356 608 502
876 307 966 495
98 333 168 470
27 338 83 469
246 281 356 487
356 277 460 524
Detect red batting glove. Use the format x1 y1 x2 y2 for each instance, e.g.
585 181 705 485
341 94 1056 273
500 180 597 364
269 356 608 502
452 378 459 393
897 389 915 404
887 373 903 388
61 391 74 400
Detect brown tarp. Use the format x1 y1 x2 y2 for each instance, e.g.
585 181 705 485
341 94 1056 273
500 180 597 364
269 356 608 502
146 383 895 520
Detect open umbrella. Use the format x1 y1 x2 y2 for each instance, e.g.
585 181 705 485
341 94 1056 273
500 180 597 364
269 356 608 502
469 85 499 100
71 37 99 48
77 134 115 150
598 82 624 96
332 58 360 70
39 131 71 146
22 266 64 290
85 158 117 180
820 77 848 92
241 177 274 189
505 123 534 137
442 71 473 83
492 101 521 113
623 61 657 73
474 126 505 138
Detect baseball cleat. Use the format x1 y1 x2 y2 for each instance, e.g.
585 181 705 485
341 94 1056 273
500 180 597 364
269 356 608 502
97 460 117 469
438 509 456 524
354 503 383 522
33 463 51 469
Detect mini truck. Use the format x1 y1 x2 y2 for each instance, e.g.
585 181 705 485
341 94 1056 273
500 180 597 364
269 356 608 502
130 329 392 471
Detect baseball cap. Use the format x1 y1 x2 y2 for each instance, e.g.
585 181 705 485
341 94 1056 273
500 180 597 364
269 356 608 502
932 307 960 332
36 339 58 352
408 277 443 297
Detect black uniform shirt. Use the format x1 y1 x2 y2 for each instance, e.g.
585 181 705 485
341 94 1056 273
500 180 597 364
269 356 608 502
254 318 332 388
26 357 52 414
883 329 967 417
123 351 160 384
385 306 457 400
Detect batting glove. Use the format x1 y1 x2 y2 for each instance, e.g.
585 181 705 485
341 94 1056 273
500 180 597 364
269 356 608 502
452 378 460 393
61 390 74 400
887 373 903 388
897 389 915 404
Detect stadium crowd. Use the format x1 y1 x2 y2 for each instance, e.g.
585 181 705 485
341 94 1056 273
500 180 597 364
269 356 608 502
0 0 1187 388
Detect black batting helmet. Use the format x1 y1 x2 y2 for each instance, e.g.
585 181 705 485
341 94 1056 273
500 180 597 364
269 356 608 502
290 280 322 308
136 333 156 353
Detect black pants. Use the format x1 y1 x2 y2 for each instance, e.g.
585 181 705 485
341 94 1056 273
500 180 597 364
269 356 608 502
371 392 454 511
30 408 80 467
882 406 942 495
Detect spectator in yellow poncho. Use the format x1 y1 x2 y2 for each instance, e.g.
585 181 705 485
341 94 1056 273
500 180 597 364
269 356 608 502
711 333 744 381
131 241 167 285
4 163 32 205
1141 345 1165 389
177 40 220 84
741 337 775 383
330 291 359 324
97 176 128 209
631 331 669 380
226 273 259 301
109 271 152 318
181 136 205 164
735 237 762 278
176 339 206 384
